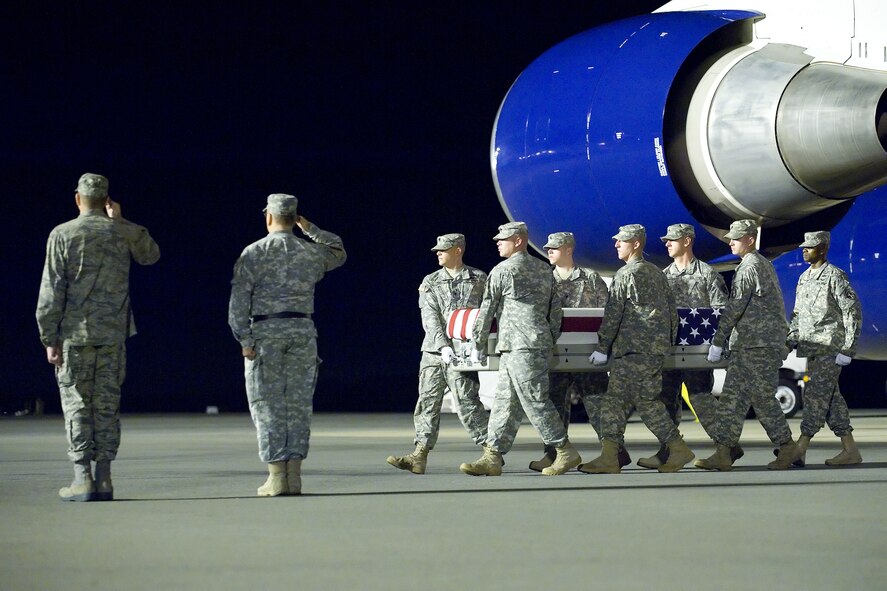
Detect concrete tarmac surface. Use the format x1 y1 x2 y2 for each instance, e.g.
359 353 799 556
1 412 885 591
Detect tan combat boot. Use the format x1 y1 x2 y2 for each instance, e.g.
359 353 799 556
386 444 429 474
825 434 862 466
94 460 113 501
694 444 734 471
658 437 695 473
257 461 288 496
59 461 95 502
578 439 621 474
542 442 582 475
768 439 802 470
637 443 668 470
459 445 503 476
528 446 556 472
286 458 302 495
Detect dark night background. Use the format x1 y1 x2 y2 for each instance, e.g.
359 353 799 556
4 1 885 415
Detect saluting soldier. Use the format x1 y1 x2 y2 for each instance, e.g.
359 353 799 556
698 219 801 471
229 193 346 496
786 231 863 466
460 222 581 476
36 173 160 502
387 233 489 474
582 224 695 474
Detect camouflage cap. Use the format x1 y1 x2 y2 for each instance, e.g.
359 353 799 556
264 193 298 216
76 173 109 199
799 231 830 249
724 219 758 239
660 223 695 242
612 224 646 241
493 221 528 240
543 232 575 249
431 233 465 251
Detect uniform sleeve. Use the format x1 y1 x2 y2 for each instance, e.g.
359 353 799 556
548 274 563 344
115 219 160 265
787 277 801 346
712 266 755 348
472 269 503 351
707 267 729 308
589 270 609 307
302 221 346 272
419 276 450 352
228 253 256 348
35 232 67 347
834 273 862 356
596 274 625 354
666 279 678 345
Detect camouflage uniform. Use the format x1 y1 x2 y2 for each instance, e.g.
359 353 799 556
549 265 609 435
788 261 861 438
473 251 565 453
36 185 160 464
415 263 489 449
596 257 679 447
661 257 728 441
712 251 793 447
229 201 345 463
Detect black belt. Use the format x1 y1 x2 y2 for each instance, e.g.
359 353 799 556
251 312 311 322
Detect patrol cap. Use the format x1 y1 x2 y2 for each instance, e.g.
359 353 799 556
431 233 465 251
264 193 298 216
493 221 528 240
544 232 575 249
724 219 758 239
660 223 695 242
799 231 830 249
612 224 646 241
76 173 109 199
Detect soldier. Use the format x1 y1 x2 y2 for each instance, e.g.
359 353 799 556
581 224 695 473
786 231 862 465
229 194 346 496
459 222 581 476
528 231 631 472
36 173 160 501
697 219 801 471
386 234 489 474
636 223 740 469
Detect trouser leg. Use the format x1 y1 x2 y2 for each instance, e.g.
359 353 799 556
283 334 318 461
92 343 124 462
57 344 97 463
414 353 448 449
446 366 490 445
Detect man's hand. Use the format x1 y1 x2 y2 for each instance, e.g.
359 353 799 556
589 351 608 366
835 353 852 366
105 198 122 219
707 345 723 363
440 346 455 364
242 347 257 360
46 346 62 366
469 347 487 364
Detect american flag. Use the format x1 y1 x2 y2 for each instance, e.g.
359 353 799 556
676 307 723 346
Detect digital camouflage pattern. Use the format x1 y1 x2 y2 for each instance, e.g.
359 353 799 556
548 265 609 435
711 251 787 350
596 256 681 446
472 251 562 352
661 257 728 437
229 222 345 462
414 265 489 449
715 348 793 446
36 208 159 464
788 261 861 438
787 262 861 358
474 251 566 452
596 257 677 358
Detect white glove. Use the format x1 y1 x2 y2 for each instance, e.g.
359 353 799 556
589 351 608 366
707 345 723 363
440 346 455 364
835 353 852 366
469 347 487 364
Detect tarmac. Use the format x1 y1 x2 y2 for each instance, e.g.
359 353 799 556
1 411 885 591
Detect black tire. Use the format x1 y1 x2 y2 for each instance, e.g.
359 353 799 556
776 377 802 418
